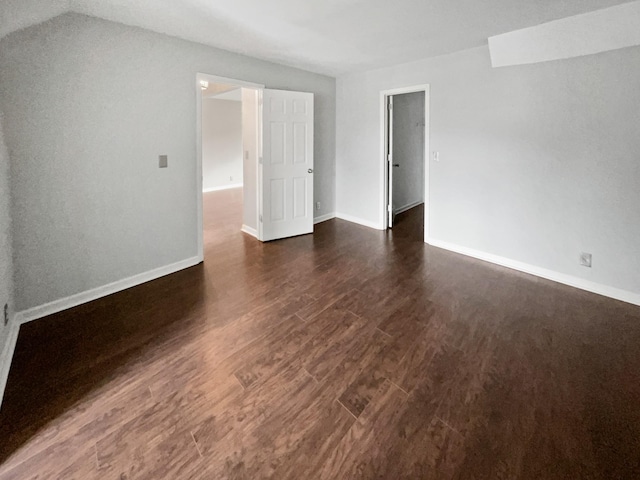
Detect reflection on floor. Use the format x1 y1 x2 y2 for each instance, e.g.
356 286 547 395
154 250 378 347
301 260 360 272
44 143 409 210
1 189 639 479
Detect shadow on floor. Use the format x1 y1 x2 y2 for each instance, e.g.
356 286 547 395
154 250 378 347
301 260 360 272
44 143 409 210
0 264 207 464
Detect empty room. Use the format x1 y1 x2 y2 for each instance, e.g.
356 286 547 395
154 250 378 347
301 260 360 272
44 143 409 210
1 1 639 478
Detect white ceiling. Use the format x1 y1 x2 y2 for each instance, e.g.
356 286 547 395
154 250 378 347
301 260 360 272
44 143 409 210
0 0 633 76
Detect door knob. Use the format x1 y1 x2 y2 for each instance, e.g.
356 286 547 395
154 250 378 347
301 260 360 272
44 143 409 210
308 168 313 173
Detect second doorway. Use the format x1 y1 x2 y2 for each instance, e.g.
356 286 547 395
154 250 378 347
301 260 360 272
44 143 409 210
386 89 426 234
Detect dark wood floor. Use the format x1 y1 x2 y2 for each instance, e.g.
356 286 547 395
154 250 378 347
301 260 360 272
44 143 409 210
1 188 640 479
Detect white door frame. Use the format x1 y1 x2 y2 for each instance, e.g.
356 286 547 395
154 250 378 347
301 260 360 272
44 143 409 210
379 84 430 241
196 73 264 261
257 89 264 242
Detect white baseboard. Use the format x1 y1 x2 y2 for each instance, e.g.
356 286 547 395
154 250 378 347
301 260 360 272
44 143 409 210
314 213 336 224
241 225 258 239
335 212 384 230
427 237 640 307
0 318 20 408
203 183 243 193
16 256 202 325
394 200 423 216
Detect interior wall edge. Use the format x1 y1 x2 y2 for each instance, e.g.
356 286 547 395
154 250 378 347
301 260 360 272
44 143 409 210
313 213 336 224
241 225 259 239
203 183 243 193
0 316 20 409
427 237 640 307
394 200 424 216
335 212 384 231
15 255 201 325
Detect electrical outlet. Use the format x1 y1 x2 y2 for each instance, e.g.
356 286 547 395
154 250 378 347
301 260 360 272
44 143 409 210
580 252 592 268
316 201 321 211
159 155 168 168
3 303 8 326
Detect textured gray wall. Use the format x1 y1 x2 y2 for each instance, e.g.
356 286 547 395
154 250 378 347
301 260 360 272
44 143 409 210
0 116 13 354
0 13 335 311
336 44 640 295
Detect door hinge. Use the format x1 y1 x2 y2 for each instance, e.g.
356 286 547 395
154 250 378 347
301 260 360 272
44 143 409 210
387 205 392 212
259 214 263 223
387 102 393 111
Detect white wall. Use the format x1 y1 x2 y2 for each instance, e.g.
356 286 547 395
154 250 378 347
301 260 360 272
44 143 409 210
391 91 424 213
242 88 259 232
202 98 243 191
0 116 14 357
0 12 335 312
336 44 640 298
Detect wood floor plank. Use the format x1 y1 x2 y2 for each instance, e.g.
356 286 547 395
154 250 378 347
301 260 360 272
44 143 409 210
202 376 351 478
0 373 155 472
270 400 356 480
319 380 409 479
2 193 640 479
383 415 464 479
97 429 202 480
0 440 98 480
304 315 375 382
294 303 369 381
337 304 431 417
318 328 391 407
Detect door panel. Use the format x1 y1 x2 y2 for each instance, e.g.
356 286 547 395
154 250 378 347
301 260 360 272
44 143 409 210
261 89 314 241
293 177 307 218
293 123 308 163
270 123 286 164
270 178 285 221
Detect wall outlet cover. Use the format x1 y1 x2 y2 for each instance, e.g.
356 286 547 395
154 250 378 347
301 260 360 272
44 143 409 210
580 252 592 268
159 155 168 168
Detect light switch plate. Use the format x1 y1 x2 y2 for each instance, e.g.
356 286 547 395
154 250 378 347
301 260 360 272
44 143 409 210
159 155 168 168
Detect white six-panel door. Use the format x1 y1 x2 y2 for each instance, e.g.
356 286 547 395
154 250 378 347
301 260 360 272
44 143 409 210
261 89 314 241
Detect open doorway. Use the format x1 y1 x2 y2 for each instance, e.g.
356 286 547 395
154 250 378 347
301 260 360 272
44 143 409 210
201 85 244 194
196 75 316 259
382 85 430 241
196 74 263 261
